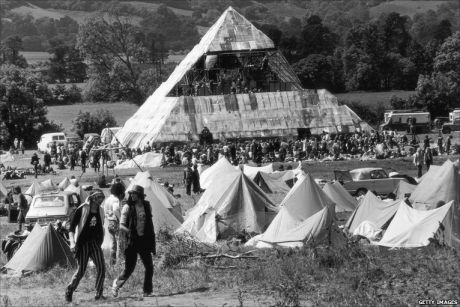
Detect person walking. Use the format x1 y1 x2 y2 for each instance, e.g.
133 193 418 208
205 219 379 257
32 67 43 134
183 163 194 196
80 149 87 173
19 139 24 155
104 182 126 265
13 186 28 232
413 147 424 178
192 163 201 194
445 135 452 155
30 153 40 178
65 189 106 303
112 185 155 298
424 147 433 171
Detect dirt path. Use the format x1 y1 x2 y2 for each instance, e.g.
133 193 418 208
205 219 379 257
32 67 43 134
1 286 273 306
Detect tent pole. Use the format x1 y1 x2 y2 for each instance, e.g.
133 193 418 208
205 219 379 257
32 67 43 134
106 124 143 172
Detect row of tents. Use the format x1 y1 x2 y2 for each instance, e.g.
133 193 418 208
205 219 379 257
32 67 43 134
2 158 458 274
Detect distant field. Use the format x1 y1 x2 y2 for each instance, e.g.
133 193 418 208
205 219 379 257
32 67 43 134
369 0 452 18
261 1 309 20
336 90 415 111
20 51 52 65
47 102 138 132
122 1 193 16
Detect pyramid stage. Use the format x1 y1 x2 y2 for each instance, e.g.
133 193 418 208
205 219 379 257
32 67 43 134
116 7 371 148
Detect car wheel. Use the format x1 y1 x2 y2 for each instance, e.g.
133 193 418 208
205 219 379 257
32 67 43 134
356 188 368 197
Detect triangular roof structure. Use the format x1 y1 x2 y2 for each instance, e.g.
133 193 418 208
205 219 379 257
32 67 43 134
64 184 88 201
58 177 71 191
253 171 292 194
25 182 42 196
377 201 459 248
323 181 358 212
200 157 240 190
257 173 335 244
40 179 55 190
345 191 400 234
393 180 416 199
243 164 274 180
115 7 371 147
126 171 184 227
114 152 163 171
410 160 459 208
176 172 278 243
3 224 76 273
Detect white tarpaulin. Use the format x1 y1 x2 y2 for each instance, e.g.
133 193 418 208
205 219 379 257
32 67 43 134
115 152 163 170
377 201 455 248
323 181 358 212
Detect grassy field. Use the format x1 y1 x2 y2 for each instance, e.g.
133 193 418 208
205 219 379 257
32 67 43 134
336 90 415 111
19 51 52 65
1 151 459 306
369 0 452 18
47 102 138 133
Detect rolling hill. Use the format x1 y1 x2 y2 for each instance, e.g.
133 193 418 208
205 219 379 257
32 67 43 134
369 0 452 18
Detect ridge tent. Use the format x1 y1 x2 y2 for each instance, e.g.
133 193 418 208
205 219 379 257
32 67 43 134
249 205 339 248
253 171 291 194
377 201 459 248
393 180 416 199
345 191 400 236
64 184 88 201
40 179 56 190
322 181 358 212
176 172 278 243
25 179 57 196
114 152 163 171
127 171 184 225
253 173 335 246
200 157 240 190
243 164 273 180
58 177 71 191
3 224 76 273
410 160 460 209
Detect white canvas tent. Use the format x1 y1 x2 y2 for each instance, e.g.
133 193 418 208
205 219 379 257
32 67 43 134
176 172 278 243
127 171 183 224
243 164 273 180
25 180 57 196
322 181 358 212
64 184 88 201
377 201 459 248
115 152 163 171
345 191 400 236
393 180 416 199
58 177 71 191
410 160 459 209
253 171 292 194
199 157 241 190
248 173 336 248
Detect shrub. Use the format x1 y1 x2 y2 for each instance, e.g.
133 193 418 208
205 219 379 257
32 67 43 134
72 109 117 138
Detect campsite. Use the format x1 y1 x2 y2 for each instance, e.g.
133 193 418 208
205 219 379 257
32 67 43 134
1 150 459 306
1 1 460 306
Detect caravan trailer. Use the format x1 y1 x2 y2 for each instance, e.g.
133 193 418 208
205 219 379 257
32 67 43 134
449 109 460 122
380 110 431 133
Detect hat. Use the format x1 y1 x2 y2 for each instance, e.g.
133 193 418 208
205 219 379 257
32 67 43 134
128 185 145 196
13 186 21 194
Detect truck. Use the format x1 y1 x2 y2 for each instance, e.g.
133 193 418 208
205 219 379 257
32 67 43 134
380 110 431 133
442 118 460 134
449 109 460 122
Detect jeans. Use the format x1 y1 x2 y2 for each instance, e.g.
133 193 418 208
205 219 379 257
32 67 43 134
114 236 153 293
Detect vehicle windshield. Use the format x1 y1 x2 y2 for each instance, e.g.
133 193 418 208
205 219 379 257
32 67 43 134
370 170 388 179
33 196 65 207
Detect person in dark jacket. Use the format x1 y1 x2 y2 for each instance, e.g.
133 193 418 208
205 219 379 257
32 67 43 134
30 153 40 178
112 185 155 298
80 149 87 173
65 189 106 303
13 186 28 232
183 163 194 195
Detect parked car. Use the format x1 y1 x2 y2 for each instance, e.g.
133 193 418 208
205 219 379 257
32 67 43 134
442 118 460 134
334 168 407 196
25 191 81 226
37 132 66 153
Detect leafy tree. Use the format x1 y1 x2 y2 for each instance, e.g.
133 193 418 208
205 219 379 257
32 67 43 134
72 109 117 138
433 19 452 42
0 65 60 147
77 12 149 103
0 36 28 67
299 15 338 57
381 12 411 56
415 32 460 117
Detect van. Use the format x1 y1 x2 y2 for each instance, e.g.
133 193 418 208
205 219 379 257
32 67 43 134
380 110 431 133
37 132 66 153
